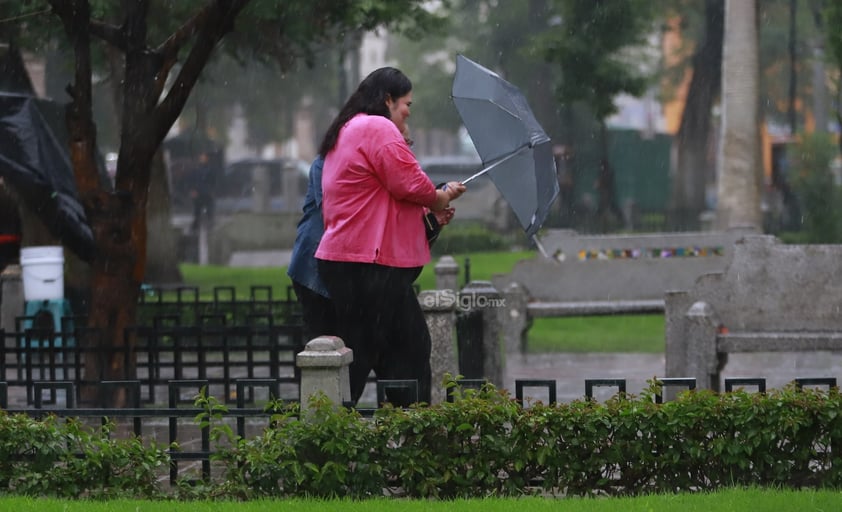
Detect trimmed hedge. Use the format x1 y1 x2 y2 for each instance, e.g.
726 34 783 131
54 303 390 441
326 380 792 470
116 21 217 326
2 380 842 499
215 380 842 499
0 414 169 499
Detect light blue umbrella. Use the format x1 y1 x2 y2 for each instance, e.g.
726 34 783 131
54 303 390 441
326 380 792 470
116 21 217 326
451 54 559 240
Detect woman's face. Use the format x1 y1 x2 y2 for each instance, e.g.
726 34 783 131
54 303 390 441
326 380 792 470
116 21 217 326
386 91 412 137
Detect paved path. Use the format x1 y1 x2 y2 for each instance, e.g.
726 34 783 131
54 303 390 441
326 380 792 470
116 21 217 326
507 351 842 402
355 350 842 405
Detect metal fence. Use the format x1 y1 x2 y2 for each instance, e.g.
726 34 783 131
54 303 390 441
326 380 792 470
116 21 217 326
2 285 305 407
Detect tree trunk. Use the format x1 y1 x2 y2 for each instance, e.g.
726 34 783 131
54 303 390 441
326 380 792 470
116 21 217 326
715 0 761 230
145 149 183 283
50 0 250 405
669 0 723 230
83 190 140 404
56 0 125 404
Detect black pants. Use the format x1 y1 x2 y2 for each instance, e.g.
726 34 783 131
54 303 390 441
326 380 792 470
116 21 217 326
318 260 431 407
292 280 337 343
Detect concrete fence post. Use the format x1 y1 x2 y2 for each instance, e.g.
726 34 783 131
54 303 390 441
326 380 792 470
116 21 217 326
296 336 353 415
461 280 504 388
0 264 23 346
419 289 457 404
664 289 692 379
434 255 459 291
685 301 721 391
501 282 528 354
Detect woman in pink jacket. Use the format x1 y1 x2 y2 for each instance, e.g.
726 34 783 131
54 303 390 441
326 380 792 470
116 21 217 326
315 67 465 407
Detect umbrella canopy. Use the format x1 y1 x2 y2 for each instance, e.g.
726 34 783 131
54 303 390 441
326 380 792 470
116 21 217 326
451 54 559 238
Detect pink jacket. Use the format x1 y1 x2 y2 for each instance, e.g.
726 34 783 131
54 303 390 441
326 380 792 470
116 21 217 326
315 114 437 268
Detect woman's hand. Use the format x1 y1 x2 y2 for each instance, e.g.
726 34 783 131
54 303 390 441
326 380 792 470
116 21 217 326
434 207 455 226
444 181 466 201
430 181 466 211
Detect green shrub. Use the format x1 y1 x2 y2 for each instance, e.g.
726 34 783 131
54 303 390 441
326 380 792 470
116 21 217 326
792 132 842 243
432 223 511 256
4 381 842 500
0 412 169 499
209 394 384 499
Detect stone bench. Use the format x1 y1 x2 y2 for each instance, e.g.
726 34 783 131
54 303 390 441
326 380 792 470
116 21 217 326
527 299 665 318
490 228 756 352
665 235 842 391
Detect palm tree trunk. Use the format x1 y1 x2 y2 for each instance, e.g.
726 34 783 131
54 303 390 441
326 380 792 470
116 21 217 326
715 0 761 230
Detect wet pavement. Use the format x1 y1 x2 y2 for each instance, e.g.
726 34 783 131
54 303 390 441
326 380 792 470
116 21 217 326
355 350 842 405
506 351 842 402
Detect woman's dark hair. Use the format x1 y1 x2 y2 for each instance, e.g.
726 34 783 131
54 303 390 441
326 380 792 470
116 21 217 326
318 67 412 157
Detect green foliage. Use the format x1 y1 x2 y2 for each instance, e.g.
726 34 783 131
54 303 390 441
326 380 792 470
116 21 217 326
202 380 842 498
791 132 842 243
4 382 842 499
828 2 842 74
431 223 512 257
214 395 384 499
0 411 168 499
540 0 658 121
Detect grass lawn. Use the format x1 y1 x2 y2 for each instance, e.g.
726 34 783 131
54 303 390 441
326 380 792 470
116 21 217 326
3 488 840 511
180 250 665 353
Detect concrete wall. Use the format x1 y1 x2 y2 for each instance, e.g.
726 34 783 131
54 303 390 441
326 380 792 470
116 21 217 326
673 235 842 331
666 235 842 389
492 228 757 303
208 212 299 265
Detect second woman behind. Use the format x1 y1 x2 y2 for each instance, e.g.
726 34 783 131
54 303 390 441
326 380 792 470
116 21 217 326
315 67 465 407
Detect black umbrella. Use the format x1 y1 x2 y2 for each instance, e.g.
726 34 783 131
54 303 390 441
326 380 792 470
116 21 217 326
451 54 559 240
0 92 95 261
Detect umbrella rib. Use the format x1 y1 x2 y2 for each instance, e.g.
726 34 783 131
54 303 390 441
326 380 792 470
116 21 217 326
452 96 522 122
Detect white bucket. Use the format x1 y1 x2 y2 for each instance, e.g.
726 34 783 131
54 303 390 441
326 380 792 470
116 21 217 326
20 245 65 301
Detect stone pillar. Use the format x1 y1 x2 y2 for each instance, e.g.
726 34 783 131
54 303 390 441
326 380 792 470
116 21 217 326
461 280 504 388
281 164 299 213
252 164 270 213
685 301 721 391
0 264 23 347
419 289 457 405
501 282 528 354
296 336 353 415
434 255 459 291
664 289 692 379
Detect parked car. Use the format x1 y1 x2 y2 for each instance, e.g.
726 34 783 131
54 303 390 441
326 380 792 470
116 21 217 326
418 155 513 230
214 157 310 215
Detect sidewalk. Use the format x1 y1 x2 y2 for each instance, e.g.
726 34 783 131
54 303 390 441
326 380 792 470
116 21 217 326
355 350 842 405
502 350 842 402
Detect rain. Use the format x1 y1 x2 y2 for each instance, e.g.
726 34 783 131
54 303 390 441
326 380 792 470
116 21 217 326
0 1 841 502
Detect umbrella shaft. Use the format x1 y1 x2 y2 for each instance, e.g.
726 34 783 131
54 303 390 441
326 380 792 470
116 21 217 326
462 146 527 184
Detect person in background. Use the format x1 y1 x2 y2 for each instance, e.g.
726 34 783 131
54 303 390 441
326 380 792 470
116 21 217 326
315 67 465 407
287 155 335 343
595 158 624 229
190 151 215 233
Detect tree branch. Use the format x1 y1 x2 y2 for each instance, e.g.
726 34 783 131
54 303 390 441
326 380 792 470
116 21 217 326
89 18 127 51
152 0 251 142
46 0 74 34
156 4 212 60
149 5 214 101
